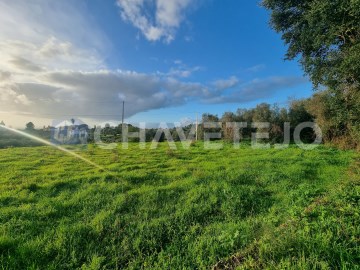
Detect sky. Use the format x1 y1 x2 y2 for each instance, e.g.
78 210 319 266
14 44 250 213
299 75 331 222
0 0 313 128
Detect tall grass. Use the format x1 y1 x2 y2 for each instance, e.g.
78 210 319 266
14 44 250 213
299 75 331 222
0 143 358 269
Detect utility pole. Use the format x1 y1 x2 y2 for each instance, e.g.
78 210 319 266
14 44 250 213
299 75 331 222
121 100 125 126
195 112 198 141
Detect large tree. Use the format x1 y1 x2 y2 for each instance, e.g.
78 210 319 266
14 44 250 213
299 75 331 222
26 122 35 131
262 0 360 90
263 0 360 147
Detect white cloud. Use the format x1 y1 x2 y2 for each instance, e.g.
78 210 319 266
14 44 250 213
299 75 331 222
247 64 266 72
0 71 11 81
116 0 194 43
0 38 104 74
156 0 191 27
205 76 308 104
167 66 201 78
39 37 72 58
9 57 44 72
157 60 201 78
0 85 32 106
0 0 110 51
212 76 240 91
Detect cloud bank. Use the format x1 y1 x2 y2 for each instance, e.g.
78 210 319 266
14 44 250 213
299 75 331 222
0 0 308 127
0 37 306 122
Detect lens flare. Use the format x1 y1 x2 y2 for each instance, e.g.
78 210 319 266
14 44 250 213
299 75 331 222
0 125 104 170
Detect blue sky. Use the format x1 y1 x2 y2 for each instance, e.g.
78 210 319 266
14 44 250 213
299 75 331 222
0 0 312 127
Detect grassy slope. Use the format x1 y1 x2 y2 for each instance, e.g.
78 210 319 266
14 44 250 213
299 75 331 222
0 143 358 269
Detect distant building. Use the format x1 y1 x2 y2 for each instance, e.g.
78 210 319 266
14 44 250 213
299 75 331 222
51 118 89 145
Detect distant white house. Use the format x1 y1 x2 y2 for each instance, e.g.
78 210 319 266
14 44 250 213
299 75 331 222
52 118 89 144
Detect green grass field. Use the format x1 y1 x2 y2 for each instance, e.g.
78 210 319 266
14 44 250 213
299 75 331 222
0 143 359 269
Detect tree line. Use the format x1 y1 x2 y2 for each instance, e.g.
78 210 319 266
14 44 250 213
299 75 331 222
0 98 318 148
0 93 352 148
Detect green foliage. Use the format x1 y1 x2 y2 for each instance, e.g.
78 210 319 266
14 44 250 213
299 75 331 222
307 89 360 149
0 143 357 269
263 0 360 149
218 101 316 143
220 156 360 269
0 129 43 148
262 0 360 90
25 122 35 131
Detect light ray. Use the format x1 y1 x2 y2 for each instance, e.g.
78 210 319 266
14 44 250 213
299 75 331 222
0 125 104 170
